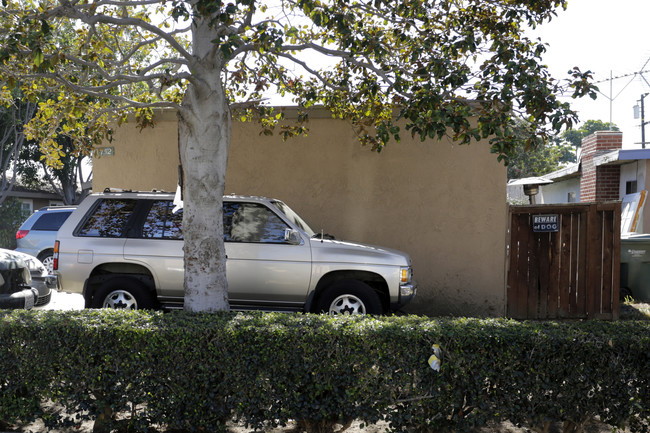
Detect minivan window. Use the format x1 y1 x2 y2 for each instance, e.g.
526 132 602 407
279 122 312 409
78 199 137 237
31 211 73 231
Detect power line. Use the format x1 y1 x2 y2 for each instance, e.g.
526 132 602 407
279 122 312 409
593 69 650 84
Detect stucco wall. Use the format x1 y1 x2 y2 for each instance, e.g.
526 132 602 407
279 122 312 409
93 108 507 317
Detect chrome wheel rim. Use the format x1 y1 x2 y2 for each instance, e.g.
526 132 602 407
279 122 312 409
328 294 366 315
102 290 137 309
41 256 54 274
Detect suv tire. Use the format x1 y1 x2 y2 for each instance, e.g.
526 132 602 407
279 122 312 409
91 277 156 310
317 280 382 315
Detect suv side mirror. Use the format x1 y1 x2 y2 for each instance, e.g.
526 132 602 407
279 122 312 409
284 228 302 245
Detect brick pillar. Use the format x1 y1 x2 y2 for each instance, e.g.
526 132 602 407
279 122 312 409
580 131 622 202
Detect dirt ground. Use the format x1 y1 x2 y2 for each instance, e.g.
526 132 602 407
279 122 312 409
5 407 632 433
4 420 630 433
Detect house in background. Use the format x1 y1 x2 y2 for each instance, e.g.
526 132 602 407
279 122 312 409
4 185 65 213
509 131 650 234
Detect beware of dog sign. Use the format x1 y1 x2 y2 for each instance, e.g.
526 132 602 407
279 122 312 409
533 214 559 232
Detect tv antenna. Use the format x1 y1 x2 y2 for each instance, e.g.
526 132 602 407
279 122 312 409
593 63 650 127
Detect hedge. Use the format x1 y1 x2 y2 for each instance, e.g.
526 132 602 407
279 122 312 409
0 310 649 433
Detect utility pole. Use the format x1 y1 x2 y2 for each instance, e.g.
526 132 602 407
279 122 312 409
641 93 646 149
634 93 650 148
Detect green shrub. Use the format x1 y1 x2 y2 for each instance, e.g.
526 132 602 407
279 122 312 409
0 310 648 433
0 197 27 249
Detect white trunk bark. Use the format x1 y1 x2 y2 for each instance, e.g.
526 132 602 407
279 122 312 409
178 17 231 312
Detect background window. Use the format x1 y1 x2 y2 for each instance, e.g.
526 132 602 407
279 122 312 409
20 200 33 214
626 180 638 195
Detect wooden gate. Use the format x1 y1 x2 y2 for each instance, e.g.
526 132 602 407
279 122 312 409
507 203 621 320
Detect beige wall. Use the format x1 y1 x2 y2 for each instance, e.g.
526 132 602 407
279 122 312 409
93 108 507 317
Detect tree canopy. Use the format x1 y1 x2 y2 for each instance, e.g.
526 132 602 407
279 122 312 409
506 118 575 180
0 0 597 311
562 119 619 148
0 93 35 204
0 93 92 205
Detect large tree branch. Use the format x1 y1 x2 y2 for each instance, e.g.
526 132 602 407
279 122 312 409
17 46 188 86
103 26 192 70
16 72 184 111
41 5 194 61
278 42 396 83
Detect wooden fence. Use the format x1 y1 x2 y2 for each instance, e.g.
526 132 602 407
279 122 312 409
507 203 621 320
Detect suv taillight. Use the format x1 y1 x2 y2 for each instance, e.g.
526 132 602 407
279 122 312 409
53 241 60 271
16 230 29 240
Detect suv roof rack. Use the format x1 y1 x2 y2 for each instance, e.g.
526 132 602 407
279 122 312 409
101 188 173 194
36 205 77 211
103 188 132 193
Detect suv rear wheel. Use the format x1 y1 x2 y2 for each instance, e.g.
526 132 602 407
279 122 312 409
91 277 156 310
317 280 382 315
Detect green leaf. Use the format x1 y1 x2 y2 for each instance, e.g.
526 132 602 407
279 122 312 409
33 48 44 66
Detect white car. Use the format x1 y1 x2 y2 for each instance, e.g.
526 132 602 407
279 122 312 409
7 249 57 307
0 249 40 309
54 191 416 314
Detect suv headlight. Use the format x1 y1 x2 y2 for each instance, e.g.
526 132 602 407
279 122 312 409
399 266 412 285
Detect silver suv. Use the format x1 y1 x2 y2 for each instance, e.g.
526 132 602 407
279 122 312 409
53 191 416 314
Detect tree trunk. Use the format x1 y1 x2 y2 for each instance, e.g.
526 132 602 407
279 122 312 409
178 16 231 312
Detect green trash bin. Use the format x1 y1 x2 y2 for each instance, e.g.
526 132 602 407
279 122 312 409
620 234 650 302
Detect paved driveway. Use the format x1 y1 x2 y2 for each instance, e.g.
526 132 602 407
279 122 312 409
36 291 85 311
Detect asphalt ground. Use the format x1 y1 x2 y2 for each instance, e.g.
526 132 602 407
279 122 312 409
35 290 85 311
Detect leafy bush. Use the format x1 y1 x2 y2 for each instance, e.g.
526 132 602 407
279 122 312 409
0 310 648 433
0 197 27 249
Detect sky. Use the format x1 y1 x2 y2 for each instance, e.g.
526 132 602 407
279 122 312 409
529 0 650 148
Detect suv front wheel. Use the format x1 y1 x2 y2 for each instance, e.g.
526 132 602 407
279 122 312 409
317 280 382 315
91 277 156 310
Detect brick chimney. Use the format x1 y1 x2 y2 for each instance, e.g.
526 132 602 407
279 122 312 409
580 131 622 202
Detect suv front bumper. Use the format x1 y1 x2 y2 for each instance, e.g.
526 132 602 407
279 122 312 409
390 282 417 311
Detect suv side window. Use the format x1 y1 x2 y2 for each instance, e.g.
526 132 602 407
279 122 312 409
224 202 288 243
31 211 72 231
78 199 138 237
142 200 183 240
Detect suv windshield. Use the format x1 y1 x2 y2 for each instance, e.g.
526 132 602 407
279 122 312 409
271 200 316 237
